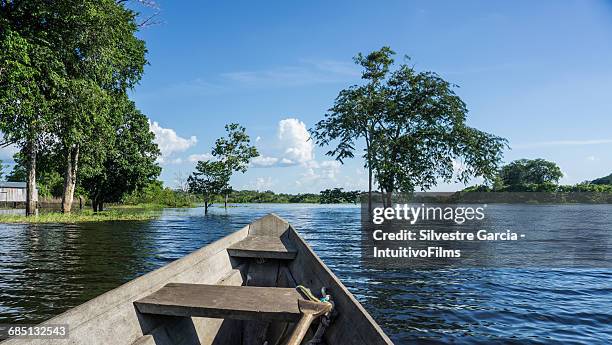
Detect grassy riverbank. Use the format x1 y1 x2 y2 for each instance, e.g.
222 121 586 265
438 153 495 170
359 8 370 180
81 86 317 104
0 209 160 224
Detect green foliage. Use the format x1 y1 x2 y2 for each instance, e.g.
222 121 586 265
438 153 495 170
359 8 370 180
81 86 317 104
122 180 194 208
188 160 230 212
221 190 320 203
0 209 159 224
1 0 149 213
7 152 63 197
212 123 259 173
80 97 161 210
312 47 507 203
591 173 612 185
211 123 259 198
498 159 563 190
319 188 361 204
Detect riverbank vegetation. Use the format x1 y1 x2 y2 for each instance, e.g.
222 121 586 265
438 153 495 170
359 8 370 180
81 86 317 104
0 1 160 216
464 158 612 193
0 209 160 224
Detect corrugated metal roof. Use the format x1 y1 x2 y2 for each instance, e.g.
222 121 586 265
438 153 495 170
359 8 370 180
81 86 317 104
0 182 27 188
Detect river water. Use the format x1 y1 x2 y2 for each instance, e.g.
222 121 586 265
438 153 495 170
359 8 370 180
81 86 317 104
0 204 610 344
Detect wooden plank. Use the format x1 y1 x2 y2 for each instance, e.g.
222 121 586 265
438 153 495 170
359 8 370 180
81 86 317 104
242 261 280 345
227 236 297 260
134 283 302 322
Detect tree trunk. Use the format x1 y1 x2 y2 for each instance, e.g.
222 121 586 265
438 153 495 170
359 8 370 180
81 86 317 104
25 139 37 216
204 201 209 214
365 139 373 213
99 201 104 212
368 165 373 211
61 145 80 214
224 193 228 209
92 199 97 212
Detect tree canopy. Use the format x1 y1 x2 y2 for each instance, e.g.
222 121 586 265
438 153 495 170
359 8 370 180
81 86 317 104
312 47 507 206
80 97 161 211
499 158 563 189
1 0 152 214
188 160 230 214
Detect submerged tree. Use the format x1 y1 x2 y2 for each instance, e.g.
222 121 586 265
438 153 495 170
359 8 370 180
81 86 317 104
312 47 507 207
311 47 393 211
188 160 230 214
212 123 259 208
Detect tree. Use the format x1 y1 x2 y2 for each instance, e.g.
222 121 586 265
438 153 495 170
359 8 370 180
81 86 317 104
187 160 230 214
52 0 147 213
312 47 507 207
591 173 612 185
211 123 259 208
319 188 361 204
499 159 563 189
1 0 148 214
311 47 393 211
80 97 160 211
0 24 62 215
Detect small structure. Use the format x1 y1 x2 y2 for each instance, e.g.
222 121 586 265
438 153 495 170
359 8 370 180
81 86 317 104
0 181 38 204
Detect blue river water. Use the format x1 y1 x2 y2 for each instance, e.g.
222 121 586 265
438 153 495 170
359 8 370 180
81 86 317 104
0 204 610 344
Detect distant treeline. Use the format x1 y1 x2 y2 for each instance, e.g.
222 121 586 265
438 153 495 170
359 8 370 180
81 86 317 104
463 159 612 193
217 188 361 204
121 185 361 206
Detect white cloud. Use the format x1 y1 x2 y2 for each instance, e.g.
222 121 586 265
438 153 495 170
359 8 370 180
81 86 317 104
251 118 315 168
586 155 599 161
188 153 214 163
244 177 274 191
149 121 197 164
251 156 279 167
295 160 342 186
278 118 314 165
319 160 341 179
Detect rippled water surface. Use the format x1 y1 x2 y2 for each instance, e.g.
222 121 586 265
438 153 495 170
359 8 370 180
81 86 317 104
0 204 610 344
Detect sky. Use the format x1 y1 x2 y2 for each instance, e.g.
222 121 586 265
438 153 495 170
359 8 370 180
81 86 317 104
5 0 612 193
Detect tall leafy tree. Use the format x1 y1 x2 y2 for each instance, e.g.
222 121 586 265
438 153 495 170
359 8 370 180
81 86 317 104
312 47 507 207
53 0 147 213
311 47 394 211
212 123 259 208
188 161 230 214
0 23 63 215
371 60 507 205
1 0 148 214
499 159 563 189
80 97 160 211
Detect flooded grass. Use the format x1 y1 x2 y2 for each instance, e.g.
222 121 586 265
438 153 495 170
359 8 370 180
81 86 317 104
0 209 160 223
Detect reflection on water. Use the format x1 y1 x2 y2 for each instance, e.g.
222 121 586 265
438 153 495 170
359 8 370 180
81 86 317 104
0 204 610 344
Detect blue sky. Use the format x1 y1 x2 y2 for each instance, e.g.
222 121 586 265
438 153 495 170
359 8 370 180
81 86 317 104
88 1 612 192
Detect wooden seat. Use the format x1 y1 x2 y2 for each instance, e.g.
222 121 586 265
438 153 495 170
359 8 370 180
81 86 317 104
134 283 303 322
227 236 297 260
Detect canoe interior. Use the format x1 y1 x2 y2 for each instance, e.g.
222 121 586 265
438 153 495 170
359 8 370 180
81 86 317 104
0 214 392 345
